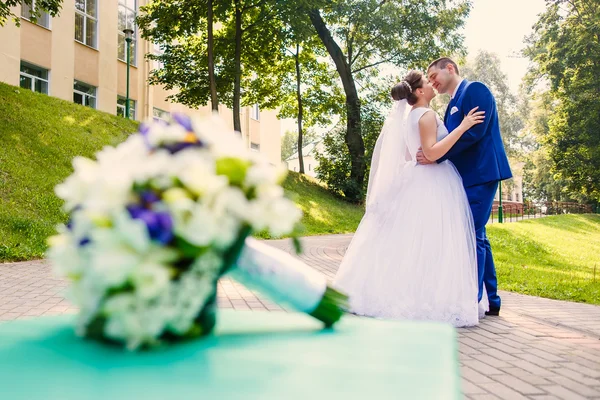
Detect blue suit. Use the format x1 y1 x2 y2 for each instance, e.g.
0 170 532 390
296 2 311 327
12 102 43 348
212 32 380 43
439 80 512 309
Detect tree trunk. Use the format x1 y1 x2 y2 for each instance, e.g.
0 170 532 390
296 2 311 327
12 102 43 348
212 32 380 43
308 9 365 202
233 0 242 133
207 0 218 112
295 43 305 174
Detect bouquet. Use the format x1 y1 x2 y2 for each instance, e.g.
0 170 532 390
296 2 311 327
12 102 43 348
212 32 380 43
47 113 348 350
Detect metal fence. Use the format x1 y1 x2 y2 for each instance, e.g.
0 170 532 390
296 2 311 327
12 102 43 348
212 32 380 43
489 201 596 223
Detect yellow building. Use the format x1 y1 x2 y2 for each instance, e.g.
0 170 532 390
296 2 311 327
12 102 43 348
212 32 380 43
0 1 281 164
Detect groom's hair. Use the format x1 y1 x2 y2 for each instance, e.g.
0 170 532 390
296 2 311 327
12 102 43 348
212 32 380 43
428 57 460 76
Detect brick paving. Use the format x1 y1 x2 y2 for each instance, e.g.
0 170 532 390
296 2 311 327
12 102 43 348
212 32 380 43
1 234 599 399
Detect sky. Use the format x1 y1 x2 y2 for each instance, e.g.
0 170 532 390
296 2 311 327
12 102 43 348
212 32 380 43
281 0 549 135
462 0 547 93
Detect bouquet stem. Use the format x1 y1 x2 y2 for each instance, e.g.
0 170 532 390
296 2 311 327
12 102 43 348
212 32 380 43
229 238 348 326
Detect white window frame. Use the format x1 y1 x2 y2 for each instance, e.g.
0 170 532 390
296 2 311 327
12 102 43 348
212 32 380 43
75 0 98 48
117 96 136 120
153 42 165 70
153 107 170 122
20 62 49 94
21 0 51 29
73 80 97 108
118 0 137 65
250 104 260 121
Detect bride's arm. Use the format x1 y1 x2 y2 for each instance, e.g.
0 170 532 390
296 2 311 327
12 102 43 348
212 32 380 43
418 108 484 161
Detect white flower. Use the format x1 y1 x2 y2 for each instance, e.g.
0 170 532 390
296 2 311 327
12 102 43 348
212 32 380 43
190 251 223 275
47 230 85 279
103 293 170 350
130 262 171 300
212 214 240 249
245 162 287 188
88 236 140 289
55 156 99 211
83 174 132 214
265 198 302 237
173 149 228 199
146 122 187 146
166 271 215 335
103 292 136 315
113 211 152 254
174 203 219 247
211 187 249 219
191 115 245 155
254 184 284 201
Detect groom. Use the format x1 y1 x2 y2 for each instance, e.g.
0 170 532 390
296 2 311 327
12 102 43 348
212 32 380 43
417 57 512 316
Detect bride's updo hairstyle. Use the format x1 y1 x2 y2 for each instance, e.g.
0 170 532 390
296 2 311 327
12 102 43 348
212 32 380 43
391 70 423 106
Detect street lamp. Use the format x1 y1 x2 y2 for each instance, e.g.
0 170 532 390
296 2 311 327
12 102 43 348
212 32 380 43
123 28 134 119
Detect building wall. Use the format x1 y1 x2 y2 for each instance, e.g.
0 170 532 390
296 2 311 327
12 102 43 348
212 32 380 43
286 155 319 178
0 1 280 163
0 6 21 87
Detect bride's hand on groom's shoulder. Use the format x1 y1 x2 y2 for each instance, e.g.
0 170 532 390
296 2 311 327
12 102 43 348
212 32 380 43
416 148 435 165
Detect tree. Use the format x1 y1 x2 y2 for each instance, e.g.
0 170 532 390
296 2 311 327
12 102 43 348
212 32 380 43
523 0 600 202
138 1 216 108
307 0 470 202
1 0 62 26
281 129 319 162
207 0 217 111
315 78 391 197
139 0 287 132
461 51 526 157
275 10 344 174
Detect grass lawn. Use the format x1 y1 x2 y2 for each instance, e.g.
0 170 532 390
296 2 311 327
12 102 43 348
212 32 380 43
0 82 138 262
0 82 362 262
488 214 600 305
281 172 364 236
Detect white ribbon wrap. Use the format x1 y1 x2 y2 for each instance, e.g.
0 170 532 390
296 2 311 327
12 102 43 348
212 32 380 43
229 238 327 313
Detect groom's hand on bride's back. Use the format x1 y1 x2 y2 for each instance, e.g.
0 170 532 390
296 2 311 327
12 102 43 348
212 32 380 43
416 148 434 165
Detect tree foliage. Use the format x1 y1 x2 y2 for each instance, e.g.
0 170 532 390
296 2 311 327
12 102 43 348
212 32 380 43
523 0 600 202
1 0 62 26
307 0 470 202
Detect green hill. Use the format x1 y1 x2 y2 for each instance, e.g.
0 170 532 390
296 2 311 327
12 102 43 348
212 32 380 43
0 82 362 262
0 82 138 261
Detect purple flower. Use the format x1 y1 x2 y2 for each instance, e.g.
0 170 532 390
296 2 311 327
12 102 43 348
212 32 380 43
127 205 174 245
162 141 204 154
140 190 160 205
139 122 153 149
172 112 193 132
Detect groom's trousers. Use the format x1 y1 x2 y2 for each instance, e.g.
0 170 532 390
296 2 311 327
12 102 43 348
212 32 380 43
464 181 501 310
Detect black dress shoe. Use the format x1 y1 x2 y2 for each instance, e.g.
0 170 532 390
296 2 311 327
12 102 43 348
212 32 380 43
485 307 500 316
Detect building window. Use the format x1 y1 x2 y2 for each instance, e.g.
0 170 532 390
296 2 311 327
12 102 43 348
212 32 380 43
75 0 97 48
153 107 170 122
516 193 520 202
21 1 50 28
117 0 137 65
152 42 165 70
293 167 297 172
73 81 96 108
309 164 311 171
250 142 260 151
20 62 49 94
117 96 136 120
251 104 260 120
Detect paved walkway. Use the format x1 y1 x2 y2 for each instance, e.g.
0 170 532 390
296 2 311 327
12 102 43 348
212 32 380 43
1 234 600 400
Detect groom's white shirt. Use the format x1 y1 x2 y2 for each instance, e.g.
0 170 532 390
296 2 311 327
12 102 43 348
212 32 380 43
451 79 464 99
449 79 464 115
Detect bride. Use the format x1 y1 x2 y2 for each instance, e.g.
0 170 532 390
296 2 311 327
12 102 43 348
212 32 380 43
333 70 487 327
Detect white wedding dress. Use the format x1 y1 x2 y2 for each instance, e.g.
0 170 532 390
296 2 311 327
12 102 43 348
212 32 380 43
333 104 485 327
